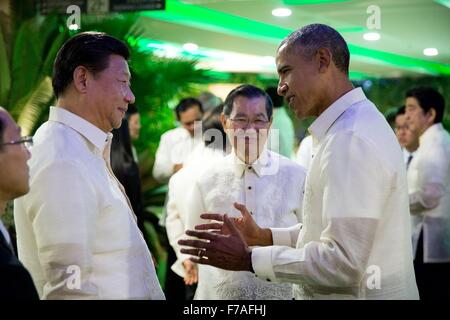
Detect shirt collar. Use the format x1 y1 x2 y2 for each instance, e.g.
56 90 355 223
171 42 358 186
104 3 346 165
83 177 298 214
420 123 444 145
308 87 367 143
231 148 271 178
49 106 111 153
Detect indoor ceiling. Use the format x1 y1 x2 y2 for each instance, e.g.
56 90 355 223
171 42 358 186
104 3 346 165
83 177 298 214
133 0 450 79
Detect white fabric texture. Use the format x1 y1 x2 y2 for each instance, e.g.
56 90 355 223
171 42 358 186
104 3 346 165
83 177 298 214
165 144 225 277
252 88 419 300
152 127 201 183
14 107 165 300
408 123 450 263
186 149 306 299
296 135 313 171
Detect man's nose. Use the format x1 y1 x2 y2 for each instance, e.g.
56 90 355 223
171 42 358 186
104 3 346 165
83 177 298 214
277 83 288 96
126 88 135 104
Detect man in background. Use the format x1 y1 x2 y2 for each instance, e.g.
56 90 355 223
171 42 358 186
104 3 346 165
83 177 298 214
394 105 419 169
405 87 450 300
152 98 204 183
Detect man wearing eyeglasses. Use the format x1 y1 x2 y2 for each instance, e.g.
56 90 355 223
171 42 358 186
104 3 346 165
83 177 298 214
0 107 38 299
13 32 164 300
183 84 306 299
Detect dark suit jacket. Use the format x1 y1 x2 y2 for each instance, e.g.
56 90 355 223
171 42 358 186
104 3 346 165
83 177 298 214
0 229 39 299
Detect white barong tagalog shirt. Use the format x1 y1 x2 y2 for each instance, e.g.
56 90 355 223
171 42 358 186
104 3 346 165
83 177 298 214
187 149 306 299
14 107 165 300
408 123 450 263
251 88 419 300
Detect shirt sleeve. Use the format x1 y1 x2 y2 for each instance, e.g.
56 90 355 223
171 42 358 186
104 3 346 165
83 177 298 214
409 142 449 213
152 133 174 183
252 132 389 289
26 160 99 299
165 174 186 261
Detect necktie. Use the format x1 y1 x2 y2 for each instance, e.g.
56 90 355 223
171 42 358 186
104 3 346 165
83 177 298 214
406 154 413 170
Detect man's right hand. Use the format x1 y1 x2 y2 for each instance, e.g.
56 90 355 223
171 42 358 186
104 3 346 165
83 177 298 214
195 202 273 247
182 259 198 285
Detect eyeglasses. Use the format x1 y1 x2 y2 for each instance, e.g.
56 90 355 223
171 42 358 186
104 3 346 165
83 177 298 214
229 117 270 129
0 136 33 150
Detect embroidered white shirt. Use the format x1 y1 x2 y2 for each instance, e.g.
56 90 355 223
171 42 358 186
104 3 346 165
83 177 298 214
252 88 419 300
187 149 306 299
407 123 450 262
14 107 165 300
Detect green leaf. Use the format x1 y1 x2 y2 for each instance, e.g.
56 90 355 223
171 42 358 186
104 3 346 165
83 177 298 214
0 21 11 105
15 76 54 136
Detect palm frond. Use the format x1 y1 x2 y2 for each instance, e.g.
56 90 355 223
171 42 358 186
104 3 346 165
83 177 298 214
16 76 53 136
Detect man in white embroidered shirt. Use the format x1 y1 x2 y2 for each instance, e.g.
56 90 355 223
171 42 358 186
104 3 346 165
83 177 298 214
13 32 165 300
185 85 306 299
179 24 419 300
405 87 450 300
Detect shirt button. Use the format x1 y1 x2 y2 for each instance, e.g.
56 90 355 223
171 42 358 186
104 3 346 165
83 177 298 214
266 278 271 282
248 166 252 170
248 186 252 190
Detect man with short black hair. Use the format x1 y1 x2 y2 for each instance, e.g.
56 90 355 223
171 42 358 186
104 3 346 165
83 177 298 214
180 24 419 300
14 32 164 299
185 84 306 299
153 98 204 183
405 86 450 300
0 108 38 300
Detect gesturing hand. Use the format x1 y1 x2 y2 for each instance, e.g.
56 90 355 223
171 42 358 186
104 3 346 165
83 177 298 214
194 202 271 247
178 213 253 272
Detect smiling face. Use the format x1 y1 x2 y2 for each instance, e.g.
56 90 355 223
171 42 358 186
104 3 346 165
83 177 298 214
0 110 31 204
86 54 135 132
276 43 327 119
221 95 272 163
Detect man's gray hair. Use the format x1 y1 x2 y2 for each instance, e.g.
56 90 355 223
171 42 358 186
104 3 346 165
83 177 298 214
280 24 350 75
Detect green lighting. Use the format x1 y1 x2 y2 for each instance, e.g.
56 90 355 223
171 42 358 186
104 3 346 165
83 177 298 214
283 0 350 4
138 0 450 76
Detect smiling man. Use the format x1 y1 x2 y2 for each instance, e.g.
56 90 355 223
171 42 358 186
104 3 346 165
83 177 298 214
180 24 419 300
404 87 450 300
13 32 164 300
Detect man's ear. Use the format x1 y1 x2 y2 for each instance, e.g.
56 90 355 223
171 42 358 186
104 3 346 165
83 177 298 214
426 108 437 125
316 48 332 73
220 113 227 129
72 66 89 94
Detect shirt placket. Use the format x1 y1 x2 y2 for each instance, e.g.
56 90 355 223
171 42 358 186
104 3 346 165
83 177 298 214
243 165 257 216
102 140 138 223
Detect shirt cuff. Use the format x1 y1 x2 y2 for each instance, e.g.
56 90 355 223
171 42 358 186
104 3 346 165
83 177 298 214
270 227 293 246
251 246 276 282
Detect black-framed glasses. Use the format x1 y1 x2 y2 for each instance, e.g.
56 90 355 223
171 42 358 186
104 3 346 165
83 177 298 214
229 117 270 129
0 136 33 149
